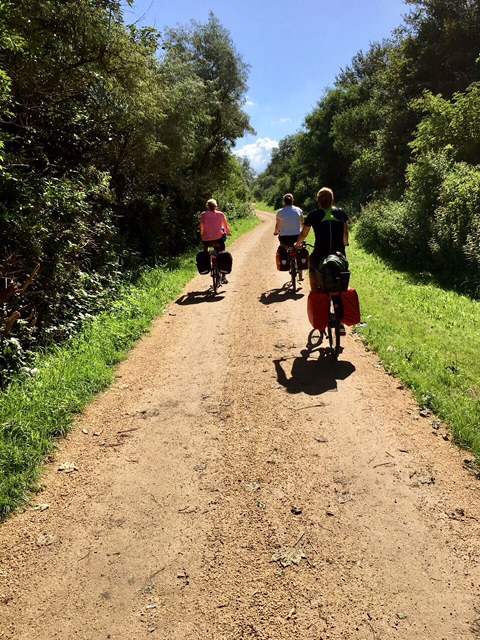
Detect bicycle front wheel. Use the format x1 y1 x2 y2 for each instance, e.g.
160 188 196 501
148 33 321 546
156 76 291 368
291 269 297 293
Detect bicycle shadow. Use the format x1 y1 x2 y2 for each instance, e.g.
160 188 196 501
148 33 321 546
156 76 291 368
259 284 305 305
176 290 225 305
274 349 355 395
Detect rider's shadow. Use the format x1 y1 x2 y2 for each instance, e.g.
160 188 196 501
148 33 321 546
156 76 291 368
176 291 225 305
259 284 304 305
274 350 355 395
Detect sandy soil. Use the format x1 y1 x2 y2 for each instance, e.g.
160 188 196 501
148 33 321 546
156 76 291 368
0 212 479 640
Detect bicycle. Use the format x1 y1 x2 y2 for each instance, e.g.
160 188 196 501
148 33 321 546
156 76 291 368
282 242 307 294
306 248 349 360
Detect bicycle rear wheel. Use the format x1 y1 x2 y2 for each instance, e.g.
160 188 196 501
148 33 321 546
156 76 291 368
327 302 341 359
291 267 297 293
211 265 221 294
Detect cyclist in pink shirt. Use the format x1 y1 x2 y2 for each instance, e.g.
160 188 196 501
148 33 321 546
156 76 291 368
199 199 231 251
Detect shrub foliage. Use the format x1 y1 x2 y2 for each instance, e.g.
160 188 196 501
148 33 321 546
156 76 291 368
0 1 254 386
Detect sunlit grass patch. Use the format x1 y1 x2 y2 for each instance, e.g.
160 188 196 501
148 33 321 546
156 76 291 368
349 234 480 458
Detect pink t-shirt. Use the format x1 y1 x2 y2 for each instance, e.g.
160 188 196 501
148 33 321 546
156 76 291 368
199 210 231 241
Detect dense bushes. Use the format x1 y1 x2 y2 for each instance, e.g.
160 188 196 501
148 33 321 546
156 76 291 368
356 154 480 295
431 163 480 287
0 2 254 386
355 200 425 267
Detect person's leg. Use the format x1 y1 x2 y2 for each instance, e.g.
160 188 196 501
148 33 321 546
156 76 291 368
308 252 321 291
309 269 319 291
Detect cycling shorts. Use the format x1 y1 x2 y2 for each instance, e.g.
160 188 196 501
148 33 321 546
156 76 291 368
203 235 226 252
278 234 299 247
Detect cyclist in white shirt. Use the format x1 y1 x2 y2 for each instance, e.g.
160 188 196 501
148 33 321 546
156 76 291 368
274 193 303 245
274 193 304 280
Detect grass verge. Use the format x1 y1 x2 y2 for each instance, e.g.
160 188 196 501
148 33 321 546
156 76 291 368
0 214 260 517
349 233 480 459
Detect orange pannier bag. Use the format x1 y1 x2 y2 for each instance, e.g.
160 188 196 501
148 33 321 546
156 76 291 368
307 289 330 330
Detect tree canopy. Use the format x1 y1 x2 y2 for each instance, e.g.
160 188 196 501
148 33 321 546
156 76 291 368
256 0 480 294
0 2 253 386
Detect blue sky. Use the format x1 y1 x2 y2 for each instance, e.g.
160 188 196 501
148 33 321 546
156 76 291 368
123 0 409 171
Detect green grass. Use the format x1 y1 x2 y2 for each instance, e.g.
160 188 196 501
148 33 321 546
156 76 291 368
0 214 260 517
254 201 276 213
349 233 480 458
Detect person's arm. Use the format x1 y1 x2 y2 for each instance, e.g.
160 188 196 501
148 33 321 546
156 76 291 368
343 222 349 247
222 213 231 236
199 212 205 238
294 224 311 248
274 215 280 235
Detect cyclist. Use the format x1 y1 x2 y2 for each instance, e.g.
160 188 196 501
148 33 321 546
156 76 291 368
295 187 349 332
274 193 304 279
200 199 231 283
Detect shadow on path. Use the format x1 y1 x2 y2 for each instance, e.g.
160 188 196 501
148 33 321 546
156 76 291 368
176 290 225 305
259 283 305 305
274 349 355 395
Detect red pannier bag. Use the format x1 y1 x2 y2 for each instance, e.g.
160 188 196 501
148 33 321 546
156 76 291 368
340 287 361 325
307 289 330 330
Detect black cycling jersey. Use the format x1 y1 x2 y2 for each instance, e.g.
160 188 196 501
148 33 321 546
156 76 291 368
304 207 348 259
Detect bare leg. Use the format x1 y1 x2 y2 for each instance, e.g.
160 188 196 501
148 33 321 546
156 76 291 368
309 270 319 291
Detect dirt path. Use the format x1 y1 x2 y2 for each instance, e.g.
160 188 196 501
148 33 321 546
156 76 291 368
1 212 479 640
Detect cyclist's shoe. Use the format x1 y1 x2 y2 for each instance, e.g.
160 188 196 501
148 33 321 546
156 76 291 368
221 275 228 284
339 323 346 336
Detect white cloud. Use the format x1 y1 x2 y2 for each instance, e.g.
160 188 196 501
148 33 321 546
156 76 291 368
235 137 279 173
271 117 292 125
245 99 256 107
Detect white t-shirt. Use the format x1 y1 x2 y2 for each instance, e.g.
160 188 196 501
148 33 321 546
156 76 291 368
276 205 303 236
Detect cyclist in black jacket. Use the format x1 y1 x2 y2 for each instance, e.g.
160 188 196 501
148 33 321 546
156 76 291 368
295 187 349 291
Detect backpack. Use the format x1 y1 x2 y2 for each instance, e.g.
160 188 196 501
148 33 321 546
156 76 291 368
322 252 349 273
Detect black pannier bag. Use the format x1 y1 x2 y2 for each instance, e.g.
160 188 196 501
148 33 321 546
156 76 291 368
217 251 233 274
317 252 350 292
196 251 211 275
276 245 290 271
297 246 309 270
